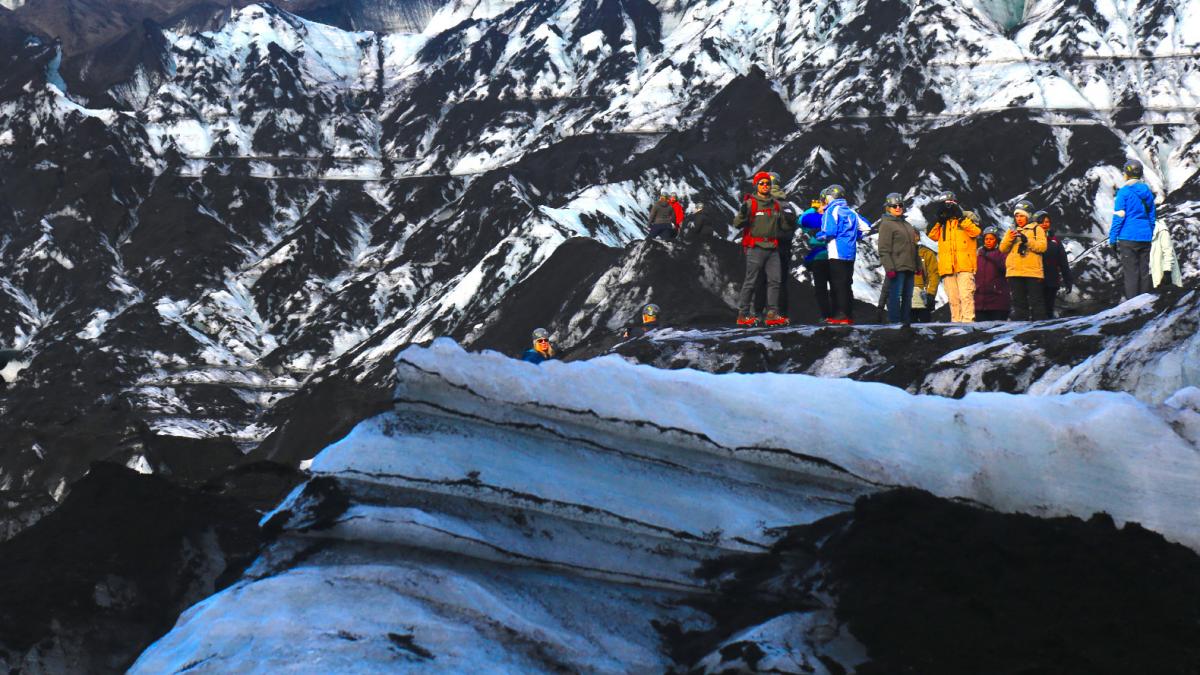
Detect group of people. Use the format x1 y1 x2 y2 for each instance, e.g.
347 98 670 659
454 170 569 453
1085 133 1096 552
520 158 1179 362
727 159 1175 326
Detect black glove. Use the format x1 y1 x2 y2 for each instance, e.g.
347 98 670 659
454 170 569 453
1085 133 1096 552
936 202 964 223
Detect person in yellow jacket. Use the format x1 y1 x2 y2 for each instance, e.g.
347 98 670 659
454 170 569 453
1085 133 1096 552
911 243 940 323
926 191 981 322
999 200 1048 321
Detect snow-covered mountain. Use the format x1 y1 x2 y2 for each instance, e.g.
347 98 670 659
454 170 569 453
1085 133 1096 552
2 0 1200 668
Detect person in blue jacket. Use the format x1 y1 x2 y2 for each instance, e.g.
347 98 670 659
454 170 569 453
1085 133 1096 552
1110 158 1156 299
798 198 832 321
817 184 872 324
522 328 555 364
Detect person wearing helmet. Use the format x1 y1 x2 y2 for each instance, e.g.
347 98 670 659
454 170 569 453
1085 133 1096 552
647 192 677 241
927 190 982 323
622 303 661 338
817 183 872 324
522 328 555 364
876 193 920 324
799 197 833 321
733 171 793 326
1110 158 1156 299
1037 211 1073 318
1000 200 1048 320
753 173 798 323
668 193 685 231
974 226 1010 321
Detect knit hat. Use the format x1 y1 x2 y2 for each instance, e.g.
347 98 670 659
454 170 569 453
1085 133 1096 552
1123 159 1143 178
1012 200 1035 218
752 171 772 185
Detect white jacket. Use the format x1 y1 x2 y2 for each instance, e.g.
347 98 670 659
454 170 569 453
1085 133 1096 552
1149 221 1182 288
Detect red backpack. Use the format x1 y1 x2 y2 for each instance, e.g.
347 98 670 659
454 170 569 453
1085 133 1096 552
740 194 781 248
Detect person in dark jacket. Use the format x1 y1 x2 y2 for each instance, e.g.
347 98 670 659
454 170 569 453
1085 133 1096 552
1036 211 1073 318
734 171 793 326
647 193 677 240
974 227 1010 321
522 328 555 364
754 174 797 321
799 199 832 321
877 193 919 324
1110 159 1156 299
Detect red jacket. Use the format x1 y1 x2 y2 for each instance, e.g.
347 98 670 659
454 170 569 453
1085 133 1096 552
670 200 684 229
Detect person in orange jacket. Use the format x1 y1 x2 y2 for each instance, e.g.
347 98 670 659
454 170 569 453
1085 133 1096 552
926 191 982 322
999 200 1049 321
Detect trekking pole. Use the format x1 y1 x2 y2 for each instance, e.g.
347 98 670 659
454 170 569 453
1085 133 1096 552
1070 240 1108 265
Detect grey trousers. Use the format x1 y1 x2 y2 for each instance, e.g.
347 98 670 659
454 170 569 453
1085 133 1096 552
738 246 781 314
1118 240 1152 299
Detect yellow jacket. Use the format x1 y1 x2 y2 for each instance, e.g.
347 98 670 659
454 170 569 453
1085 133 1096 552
999 224 1047 278
928 215 982 275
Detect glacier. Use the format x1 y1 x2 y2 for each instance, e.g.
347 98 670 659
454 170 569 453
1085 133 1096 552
129 338 1200 671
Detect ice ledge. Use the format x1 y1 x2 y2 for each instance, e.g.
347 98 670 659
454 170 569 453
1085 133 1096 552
393 339 1200 550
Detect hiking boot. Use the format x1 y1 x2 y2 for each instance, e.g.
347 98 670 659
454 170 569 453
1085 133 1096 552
736 312 759 327
764 311 789 326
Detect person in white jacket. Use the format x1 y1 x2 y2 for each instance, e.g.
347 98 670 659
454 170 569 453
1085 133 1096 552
1150 220 1182 288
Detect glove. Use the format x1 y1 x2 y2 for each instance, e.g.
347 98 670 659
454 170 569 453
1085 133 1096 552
886 270 897 279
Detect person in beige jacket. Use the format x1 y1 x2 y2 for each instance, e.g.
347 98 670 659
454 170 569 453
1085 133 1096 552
927 191 981 322
999 200 1048 321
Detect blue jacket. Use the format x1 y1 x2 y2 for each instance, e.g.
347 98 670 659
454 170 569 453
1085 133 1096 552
522 349 550 364
798 208 827 264
1110 181 1155 244
819 198 870 261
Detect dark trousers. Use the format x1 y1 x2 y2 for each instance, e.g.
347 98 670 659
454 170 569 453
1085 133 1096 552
829 259 855 320
887 271 914 324
808 259 832 319
1118 240 1152 299
976 309 1009 321
754 239 792 317
876 275 892 322
1043 285 1059 319
648 223 676 240
1009 277 1046 321
912 307 933 323
739 246 781 314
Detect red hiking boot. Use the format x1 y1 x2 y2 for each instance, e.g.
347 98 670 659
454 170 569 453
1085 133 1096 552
764 311 789 326
736 312 759 327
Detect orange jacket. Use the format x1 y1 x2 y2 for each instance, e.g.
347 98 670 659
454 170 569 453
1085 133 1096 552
999 223 1047 278
928 214 982 275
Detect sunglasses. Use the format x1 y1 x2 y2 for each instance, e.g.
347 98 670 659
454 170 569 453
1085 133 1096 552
888 204 905 209
535 338 549 344
756 180 770 185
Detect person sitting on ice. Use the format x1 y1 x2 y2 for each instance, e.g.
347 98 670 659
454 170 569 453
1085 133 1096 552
733 171 792 327
623 303 661 338
647 192 677 241
522 328 555 364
